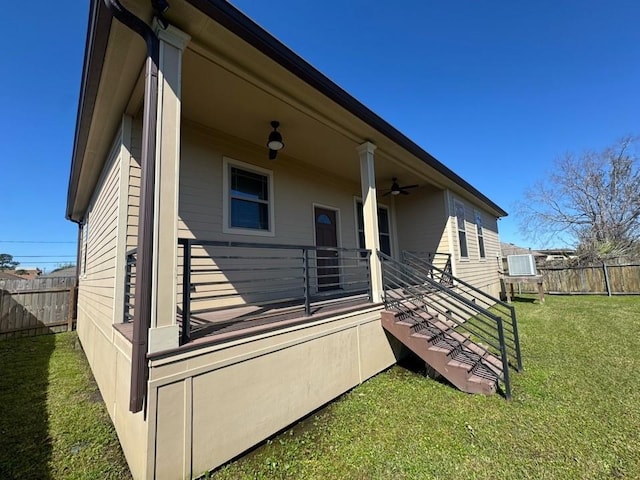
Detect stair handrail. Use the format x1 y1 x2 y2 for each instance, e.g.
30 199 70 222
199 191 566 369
379 251 513 399
382 253 510 349
402 250 522 371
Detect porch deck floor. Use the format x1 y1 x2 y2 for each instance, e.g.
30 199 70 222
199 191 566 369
180 293 378 346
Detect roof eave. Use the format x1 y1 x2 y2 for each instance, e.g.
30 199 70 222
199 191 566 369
66 0 112 222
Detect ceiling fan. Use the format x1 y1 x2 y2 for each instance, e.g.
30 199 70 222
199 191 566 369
380 177 419 196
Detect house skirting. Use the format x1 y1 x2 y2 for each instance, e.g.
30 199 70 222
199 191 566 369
143 306 398 479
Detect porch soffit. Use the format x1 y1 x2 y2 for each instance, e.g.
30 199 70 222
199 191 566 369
68 15 147 222
176 16 450 195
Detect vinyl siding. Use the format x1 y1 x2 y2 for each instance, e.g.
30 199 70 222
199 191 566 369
75 125 122 428
78 135 121 338
447 192 502 297
177 124 367 310
126 115 142 251
394 185 450 270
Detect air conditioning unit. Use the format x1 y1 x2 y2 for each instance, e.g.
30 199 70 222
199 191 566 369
507 254 537 276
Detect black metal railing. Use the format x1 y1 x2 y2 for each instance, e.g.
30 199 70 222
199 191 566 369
402 250 522 371
378 251 516 399
124 249 137 323
178 238 372 345
402 251 454 287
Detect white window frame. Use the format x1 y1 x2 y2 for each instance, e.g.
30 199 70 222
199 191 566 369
222 157 275 237
475 210 486 260
454 200 469 260
354 197 392 257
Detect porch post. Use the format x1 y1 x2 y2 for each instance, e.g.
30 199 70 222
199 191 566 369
357 142 383 303
148 22 190 353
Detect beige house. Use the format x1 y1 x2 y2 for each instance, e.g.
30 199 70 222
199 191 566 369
66 1 520 479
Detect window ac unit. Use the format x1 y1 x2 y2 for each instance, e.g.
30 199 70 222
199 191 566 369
507 254 537 276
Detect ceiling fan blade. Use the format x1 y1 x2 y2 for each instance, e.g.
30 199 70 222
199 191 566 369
400 190 410 195
401 184 419 190
382 191 392 196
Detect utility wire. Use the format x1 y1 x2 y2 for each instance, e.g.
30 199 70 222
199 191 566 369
14 261 77 264
13 255 76 258
0 240 76 244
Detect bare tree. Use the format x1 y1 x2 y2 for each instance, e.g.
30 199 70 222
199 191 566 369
517 135 640 262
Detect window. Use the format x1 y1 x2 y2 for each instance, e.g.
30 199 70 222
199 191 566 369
454 200 468 258
356 201 391 256
475 210 486 259
223 158 274 236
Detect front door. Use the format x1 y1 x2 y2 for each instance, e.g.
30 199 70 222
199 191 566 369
314 207 339 291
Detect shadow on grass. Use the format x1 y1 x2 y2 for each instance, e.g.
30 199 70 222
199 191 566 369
394 350 454 388
0 297 55 480
510 296 538 303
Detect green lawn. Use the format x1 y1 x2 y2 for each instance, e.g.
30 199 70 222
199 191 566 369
0 332 131 480
2 296 639 479
211 295 640 479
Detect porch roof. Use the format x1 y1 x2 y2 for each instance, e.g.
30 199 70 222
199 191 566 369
67 0 508 222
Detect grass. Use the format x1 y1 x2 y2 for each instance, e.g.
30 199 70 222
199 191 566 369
2 296 639 479
210 295 640 479
0 332 131 480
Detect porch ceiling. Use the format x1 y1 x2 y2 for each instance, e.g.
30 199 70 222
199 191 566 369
178 8 431 192
182 48 367 185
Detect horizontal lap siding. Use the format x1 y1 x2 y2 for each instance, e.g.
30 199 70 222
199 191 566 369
79 136 121 337
449 194 502 297
177 126 365 310
127 116 142 252
395 187 449 256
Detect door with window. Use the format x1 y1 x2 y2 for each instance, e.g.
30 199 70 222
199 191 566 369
314 207 340 291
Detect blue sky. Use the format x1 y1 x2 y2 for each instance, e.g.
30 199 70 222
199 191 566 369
1 1 638 270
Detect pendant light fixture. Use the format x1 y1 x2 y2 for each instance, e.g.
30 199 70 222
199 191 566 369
267 120 284 159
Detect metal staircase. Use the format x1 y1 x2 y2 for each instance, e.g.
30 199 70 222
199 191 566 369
378 251 523 399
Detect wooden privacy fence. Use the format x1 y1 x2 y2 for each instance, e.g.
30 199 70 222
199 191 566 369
514 264 640 296
0 276 77 339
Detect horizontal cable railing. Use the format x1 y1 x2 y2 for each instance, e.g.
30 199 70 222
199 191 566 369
378 251 513 399
402 250 522 371
178 238 372 345
123 249 137 323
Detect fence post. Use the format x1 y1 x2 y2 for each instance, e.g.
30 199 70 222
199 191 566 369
602 262 612 297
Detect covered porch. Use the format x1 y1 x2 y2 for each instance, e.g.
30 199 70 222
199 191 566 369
121 17 454 356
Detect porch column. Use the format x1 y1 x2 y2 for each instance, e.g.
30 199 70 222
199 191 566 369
357 142 383 303
148 22 191 353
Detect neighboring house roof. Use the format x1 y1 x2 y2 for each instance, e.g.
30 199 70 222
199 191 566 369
67 0 508 221
1 269 42 280
0 271 24 280
44 267 78 277
500 242 543 258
